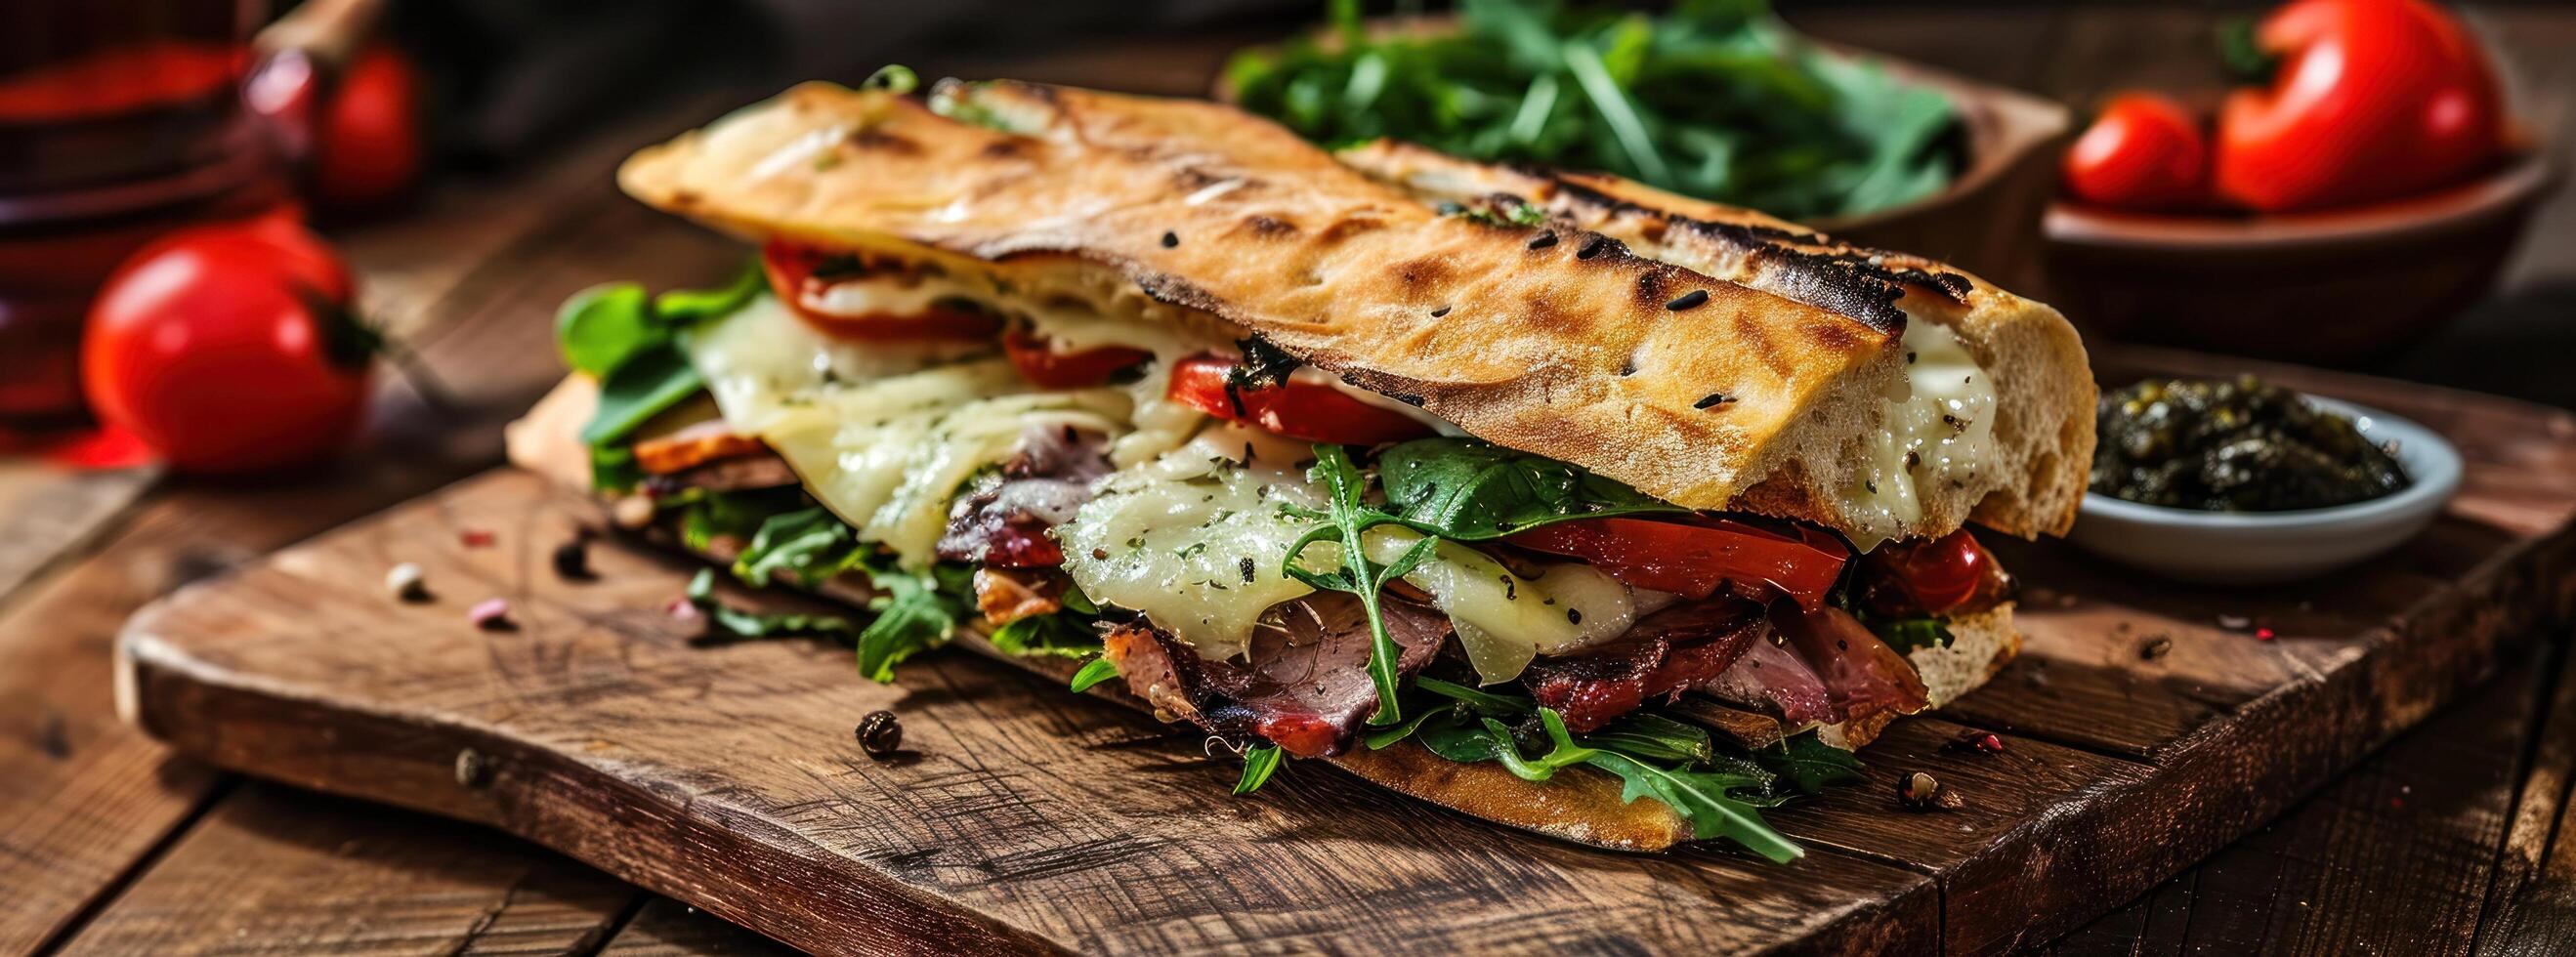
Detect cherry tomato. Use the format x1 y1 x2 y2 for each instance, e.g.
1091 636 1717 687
1864 528 1993 616
2216 0 2504 212
2062 92 2209 211
82 220 371 474
762 241 1002 341
1507 516 1848 611
1002 329 1149 389
1164 354 1433 445
312 45 427 214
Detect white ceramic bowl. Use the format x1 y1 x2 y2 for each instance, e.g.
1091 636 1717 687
2067 395 2464 585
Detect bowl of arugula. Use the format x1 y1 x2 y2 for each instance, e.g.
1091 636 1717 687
1218 0 2069 291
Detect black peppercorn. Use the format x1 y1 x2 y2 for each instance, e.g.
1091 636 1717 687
551 537 593 581
857 710 904 758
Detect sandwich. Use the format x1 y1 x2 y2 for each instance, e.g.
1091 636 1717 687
506 73 2095 858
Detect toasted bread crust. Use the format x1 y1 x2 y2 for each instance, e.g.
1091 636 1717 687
616 80 2088 542
1335 141 2095 539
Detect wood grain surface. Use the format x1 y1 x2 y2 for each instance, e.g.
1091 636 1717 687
109 345 2576 953
7 5 2576 954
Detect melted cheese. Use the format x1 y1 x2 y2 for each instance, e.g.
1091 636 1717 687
686 285 1626 677
1837 319 1998 551
1059 429 1643 675
685 295 1144 567
1056 435 1323 660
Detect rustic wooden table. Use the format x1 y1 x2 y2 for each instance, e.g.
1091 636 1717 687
2 6 2570 954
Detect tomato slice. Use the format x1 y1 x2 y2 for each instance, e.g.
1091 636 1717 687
762 241 1000 341
1001 329 1149 389
1164 354 1433 445
1863 528 1994 616
1507 517 1848 611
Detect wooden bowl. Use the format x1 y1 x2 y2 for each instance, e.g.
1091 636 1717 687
2043 152 2560 366
1211 23 2069 293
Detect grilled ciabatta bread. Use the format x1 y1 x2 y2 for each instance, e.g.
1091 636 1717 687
617 80 2091 549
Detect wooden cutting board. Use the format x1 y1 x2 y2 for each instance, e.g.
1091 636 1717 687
114 349 2576 955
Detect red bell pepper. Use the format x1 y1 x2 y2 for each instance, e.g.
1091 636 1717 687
2215 0 2504 213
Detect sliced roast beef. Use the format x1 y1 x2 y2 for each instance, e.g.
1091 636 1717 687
643 454 801 496
1103 592 1450 758
1703 632 1839 727
973 566 1066 625
938 423 1114 567
1522 599 1767 731
635 420 772 475
1773 604 1930 725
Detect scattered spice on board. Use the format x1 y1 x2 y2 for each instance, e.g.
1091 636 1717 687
385 562 430 603
1897 771 1963 811
857 710 904 758
467 598 514 631
1948 730 2006 754
551 535 593 580
459 528 496 548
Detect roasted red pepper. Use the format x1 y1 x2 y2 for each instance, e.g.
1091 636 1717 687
2215 0 2504 213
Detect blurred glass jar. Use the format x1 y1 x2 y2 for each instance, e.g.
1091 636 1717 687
0 0 292 429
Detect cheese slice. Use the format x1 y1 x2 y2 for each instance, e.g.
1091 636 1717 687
1837 319 1999 551
684 287 1647 675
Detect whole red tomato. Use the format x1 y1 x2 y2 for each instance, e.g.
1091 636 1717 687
2216 0 2504 212
312 45 427 214
82 219 373 474
2062 92 2209 211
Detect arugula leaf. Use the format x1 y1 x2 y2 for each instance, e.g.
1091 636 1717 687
652 260 765 323
687 568 854 639
854 568 965 682
1584 751 1803 863
1234 744 1287 794
1376 437 1684 539
581 344 703 446
1363 702 1448 750
1486 709 1600 782
988 612 1102 659
733 507 867 587
556 283 663 376
722 507 972 683
561 264 763 465
1867 616 1955 653
590 443 645 494
1382 689 1807 861
1414 675 1536 716
675 488 796 552
1280 444 1440 727
1575 712 1714 767
1069 656 1120 692
1226 0 1961 220
1757 731 1867 796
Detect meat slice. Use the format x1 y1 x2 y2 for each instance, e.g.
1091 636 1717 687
635 420 771 475
1773 604 1930 726
1522 600 1768 732
644 454 800 495
938 423 1114 567
973 566 1066 625
1703 633 1839 727
1103 592 1450 758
